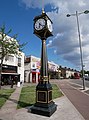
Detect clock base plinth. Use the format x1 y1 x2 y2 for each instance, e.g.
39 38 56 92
28 83 57 117
29 101 57 117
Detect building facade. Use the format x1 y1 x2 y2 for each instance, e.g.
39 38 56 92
0 35 24 85
59 66 79 79
1 52 24 85
25 55 60 83
25 55 80 83
25 55 40 83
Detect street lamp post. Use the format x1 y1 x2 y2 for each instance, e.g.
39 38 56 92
66 10 89 90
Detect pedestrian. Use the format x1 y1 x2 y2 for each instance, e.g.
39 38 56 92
11 78 14 88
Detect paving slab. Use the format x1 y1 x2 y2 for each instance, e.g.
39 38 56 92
13 96 85 120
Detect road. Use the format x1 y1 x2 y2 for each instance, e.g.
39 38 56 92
69 79 89 88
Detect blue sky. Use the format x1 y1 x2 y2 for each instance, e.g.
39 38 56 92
1 0 89 70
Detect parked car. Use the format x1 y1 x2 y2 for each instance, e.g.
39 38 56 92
74 72 80 79
84 76 89 81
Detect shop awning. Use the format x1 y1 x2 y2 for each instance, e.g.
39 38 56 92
1 73 20 75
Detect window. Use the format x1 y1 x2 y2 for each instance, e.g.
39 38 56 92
32 63 35 68
18 58 21 67
8 55 14 62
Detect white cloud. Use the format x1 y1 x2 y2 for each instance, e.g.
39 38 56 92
21 0 55 9
47 40 52 47
54 49 57 54
21 0 89 70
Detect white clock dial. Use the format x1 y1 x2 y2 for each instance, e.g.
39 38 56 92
47 20 53 32
35 18 46 30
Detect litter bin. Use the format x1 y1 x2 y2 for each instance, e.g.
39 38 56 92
17 82 20 87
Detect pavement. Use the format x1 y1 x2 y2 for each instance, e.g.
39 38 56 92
0 79 89 120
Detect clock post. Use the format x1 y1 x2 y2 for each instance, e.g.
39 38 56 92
29 10 57 117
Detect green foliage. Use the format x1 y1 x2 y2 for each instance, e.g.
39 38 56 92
80 70 89 76
17 86 36 108
52 84 63 99
0 88 15 108
0 24 26 59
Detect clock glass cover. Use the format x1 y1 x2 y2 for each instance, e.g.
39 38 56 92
47 20 52 32
35 18 46 30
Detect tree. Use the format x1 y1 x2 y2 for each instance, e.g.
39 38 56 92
83 71 89 76
0 25 26 89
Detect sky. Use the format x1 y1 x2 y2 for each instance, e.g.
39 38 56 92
0 0 89 71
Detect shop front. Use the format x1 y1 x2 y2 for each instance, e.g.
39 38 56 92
1 64 20 85
31 71 40 83
1 73 20 85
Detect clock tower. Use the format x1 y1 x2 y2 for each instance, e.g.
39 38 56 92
29 10 57 117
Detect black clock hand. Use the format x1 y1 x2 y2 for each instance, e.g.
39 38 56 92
39 23 44 27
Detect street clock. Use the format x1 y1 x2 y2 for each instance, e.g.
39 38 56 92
34 10 53 40
30 10 57 117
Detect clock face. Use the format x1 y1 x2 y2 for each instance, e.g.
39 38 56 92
47 20 53 32
35 18 46 31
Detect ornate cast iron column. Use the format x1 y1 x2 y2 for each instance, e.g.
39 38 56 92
40 39 48 82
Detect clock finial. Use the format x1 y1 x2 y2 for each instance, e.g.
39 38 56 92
42 8 45 14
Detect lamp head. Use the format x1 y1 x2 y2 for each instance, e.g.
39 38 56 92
84 10 89 14
66 14 71 17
